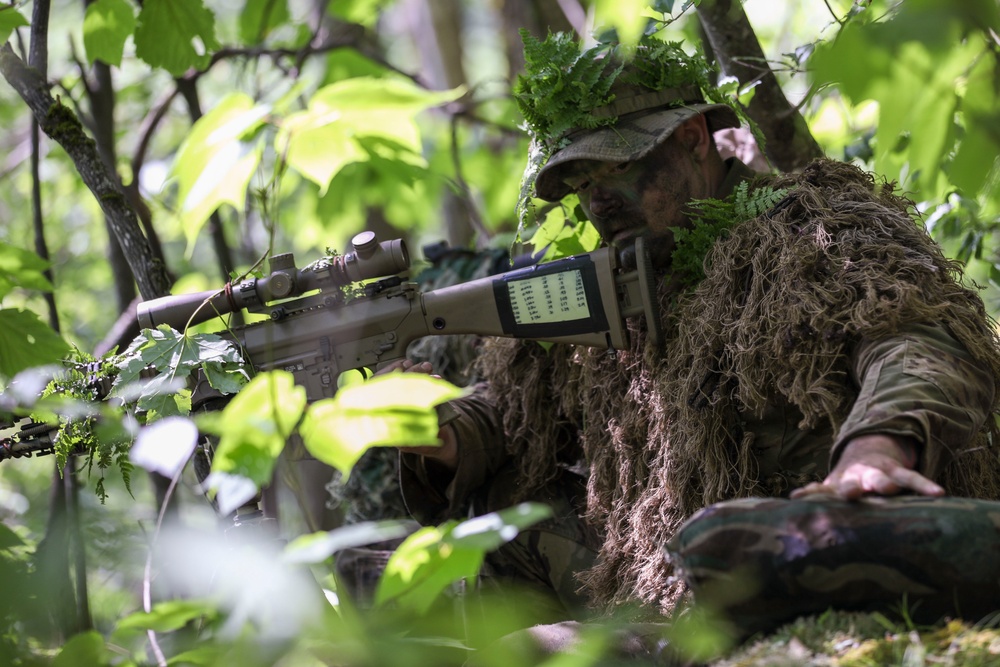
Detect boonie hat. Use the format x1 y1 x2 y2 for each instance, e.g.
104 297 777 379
534 79 741 202
513 34 746 211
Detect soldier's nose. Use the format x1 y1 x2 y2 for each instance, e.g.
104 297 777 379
588 187 622 218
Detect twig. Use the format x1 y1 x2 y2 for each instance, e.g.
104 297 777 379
142 459 188 667
448 110 490 247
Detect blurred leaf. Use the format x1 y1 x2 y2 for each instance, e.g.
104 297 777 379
0 522 24 550
329 0 388 29
0 309 71 380
448 502 553 551
809 2 997 206
83 0 136 67
130 416 198 478
299 374 468 476
239 0 289 44
529 207 601 263
0 241 53 299
207 370 306 485
199 471 258 515
283 520 414 564
52 631 110 667
593 0 654 47
0 5 28 45
117 599 217 632
134 0 219 76
172 93 268 249
166 646 224 666
950 54 1000 201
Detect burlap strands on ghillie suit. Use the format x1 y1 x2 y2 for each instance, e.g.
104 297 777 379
474 158 1000 615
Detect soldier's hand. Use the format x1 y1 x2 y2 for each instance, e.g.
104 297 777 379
790 434 944 500
375 359 459 471
374 359 434 376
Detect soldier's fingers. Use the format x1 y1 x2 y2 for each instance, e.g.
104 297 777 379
404 361 434 374
789 482 837 499
889 467 945 497
374 359 411 375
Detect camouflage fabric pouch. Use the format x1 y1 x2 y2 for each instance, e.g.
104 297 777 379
665 496 1000 635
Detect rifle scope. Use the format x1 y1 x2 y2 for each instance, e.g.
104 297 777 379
137 232 409 331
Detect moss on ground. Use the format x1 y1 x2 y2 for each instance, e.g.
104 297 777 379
710 612 1000 667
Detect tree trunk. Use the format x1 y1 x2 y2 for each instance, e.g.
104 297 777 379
0 44 172 300
696 0 824 172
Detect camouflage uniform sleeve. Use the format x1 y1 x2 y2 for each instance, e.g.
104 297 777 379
399 382 509 524
831 322 996 479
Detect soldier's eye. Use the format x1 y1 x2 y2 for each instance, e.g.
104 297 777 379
610 162 631 174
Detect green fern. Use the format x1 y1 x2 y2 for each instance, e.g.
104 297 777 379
671 183 789 287
513 30 621 147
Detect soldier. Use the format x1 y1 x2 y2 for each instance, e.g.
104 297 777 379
393 33 1000 658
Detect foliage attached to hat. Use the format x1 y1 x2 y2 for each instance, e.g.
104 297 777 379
512 30 748 229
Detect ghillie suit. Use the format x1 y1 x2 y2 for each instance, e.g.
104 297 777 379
475 159 1000 614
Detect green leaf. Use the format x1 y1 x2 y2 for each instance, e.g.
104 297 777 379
278 77 463 193
0 309 71 380
299 374 468 476
134 0 219 76
0 241 53 299
529 206 601 263
208 371 306 485
83 0 136 67
0 5 28 45
809 4 995 205
374 522 484 614
239 0 289 44
172 93 268 249
201 360 250 394
950 54 1000 199
593 0 654 47
375 504 551 614
328 0 387 29
278 119 367 195
53 631 110 667
117 599 217 632
166 646 224 666
113 326 244 415
0 522 24 550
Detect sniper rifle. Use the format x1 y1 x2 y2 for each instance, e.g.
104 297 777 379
1 231 661 459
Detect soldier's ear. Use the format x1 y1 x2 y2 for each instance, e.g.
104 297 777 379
674 115 711 161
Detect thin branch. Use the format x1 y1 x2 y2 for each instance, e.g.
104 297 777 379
555 0 588 38
142 461 187 667
448 110 490 248
130 88 179 186
822 0 845 26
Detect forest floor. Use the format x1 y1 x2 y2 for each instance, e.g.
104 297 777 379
711 611 1000 667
